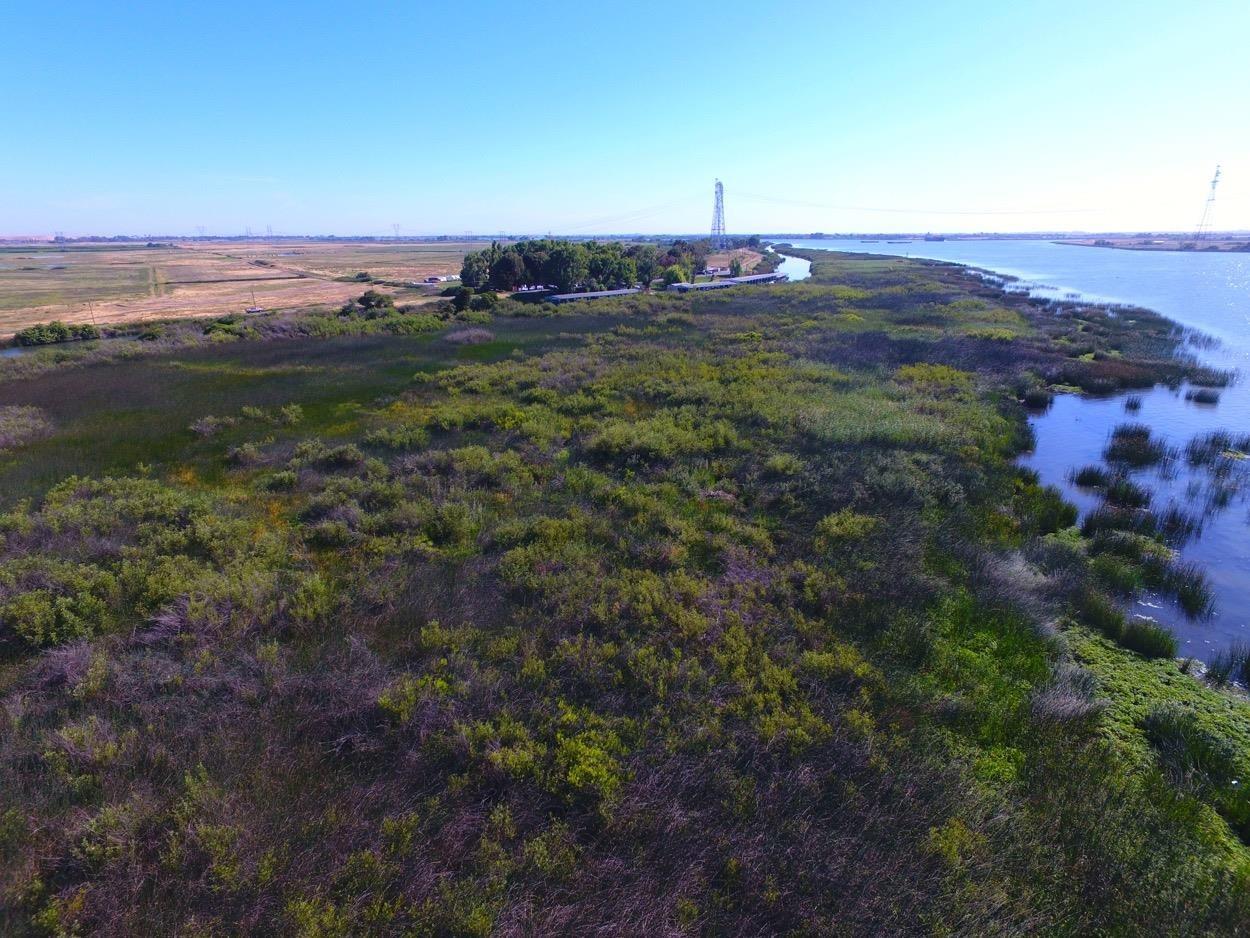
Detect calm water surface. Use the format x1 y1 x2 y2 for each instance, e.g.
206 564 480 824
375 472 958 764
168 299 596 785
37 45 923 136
782 239 1250 660
773 251 812 282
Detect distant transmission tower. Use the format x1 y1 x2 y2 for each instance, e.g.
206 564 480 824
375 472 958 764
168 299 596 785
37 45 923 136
711 179 726 248
195 225 206 238
1193 165 1221 241
392 223 401 239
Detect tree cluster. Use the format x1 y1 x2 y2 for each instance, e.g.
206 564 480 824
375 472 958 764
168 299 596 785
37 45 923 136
460 238 719 295
14 320 101 347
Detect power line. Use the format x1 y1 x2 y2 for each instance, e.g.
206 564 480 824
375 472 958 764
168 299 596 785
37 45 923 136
560 195 702 232
736 191 1095 217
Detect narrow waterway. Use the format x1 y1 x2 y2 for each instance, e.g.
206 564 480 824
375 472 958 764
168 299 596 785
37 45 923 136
773 251 812 282
779 238 1250 660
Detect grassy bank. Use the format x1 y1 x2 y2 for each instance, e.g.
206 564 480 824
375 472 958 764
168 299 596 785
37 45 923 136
2 251 1249 934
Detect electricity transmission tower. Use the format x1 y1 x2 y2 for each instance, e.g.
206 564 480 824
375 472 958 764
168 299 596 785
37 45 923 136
1193 165 1221 241
711 179 726 248
195 226 206 238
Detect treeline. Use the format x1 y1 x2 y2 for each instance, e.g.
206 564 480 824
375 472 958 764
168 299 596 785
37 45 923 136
460 240 652 293
460 236 764 294
14 321 101 347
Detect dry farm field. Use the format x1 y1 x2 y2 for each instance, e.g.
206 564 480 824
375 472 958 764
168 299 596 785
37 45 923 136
0 241 475 336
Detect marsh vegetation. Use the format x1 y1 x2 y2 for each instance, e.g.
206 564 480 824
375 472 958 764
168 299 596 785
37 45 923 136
2 250 1250 934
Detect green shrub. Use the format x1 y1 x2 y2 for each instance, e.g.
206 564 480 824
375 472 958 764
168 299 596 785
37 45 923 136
0 476 315 648
1120 620 1178 659
1091 554 1141 594
1013 477 1078 536
1142 703 1238 789
1164 562 1214 619
763 452 803 476
1022 387 1053 409
1104 476 1151 509
364 426 430 450
263 470 298 491
1075 588 1125 640
815 509 879 545
587 412 739 463
554 730 626 804
1070 465 1110 488
15 320 100 346
1104 423 1171 467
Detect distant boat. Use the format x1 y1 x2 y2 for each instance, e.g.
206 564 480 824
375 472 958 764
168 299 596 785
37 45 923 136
859 240 880 243
887 240 912 244
923 234 946 242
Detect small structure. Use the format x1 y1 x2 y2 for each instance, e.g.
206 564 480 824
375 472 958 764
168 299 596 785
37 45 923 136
668 272 788 293
727 272 788 285
549 287 641 305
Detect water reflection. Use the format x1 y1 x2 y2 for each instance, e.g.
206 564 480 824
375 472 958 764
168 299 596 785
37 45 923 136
780 238 1250 661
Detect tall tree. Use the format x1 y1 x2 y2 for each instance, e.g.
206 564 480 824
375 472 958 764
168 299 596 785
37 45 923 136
630 245 659 289
488 251 526 291
460 252 489 289
662 264 689 287
545 243 589 293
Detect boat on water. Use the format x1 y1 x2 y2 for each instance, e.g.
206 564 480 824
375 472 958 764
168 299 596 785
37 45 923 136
886 240 912 244
859 240 880 243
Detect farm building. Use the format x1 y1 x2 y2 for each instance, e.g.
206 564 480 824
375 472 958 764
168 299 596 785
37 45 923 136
668 272 788 293
549 287 641 305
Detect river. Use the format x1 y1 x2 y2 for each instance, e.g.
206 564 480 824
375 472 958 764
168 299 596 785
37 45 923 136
778 238 1250 661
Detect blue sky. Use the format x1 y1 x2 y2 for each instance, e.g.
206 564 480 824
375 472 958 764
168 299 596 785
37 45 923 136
3 0 1248 236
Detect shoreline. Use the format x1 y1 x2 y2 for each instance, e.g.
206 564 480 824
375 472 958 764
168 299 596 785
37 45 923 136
1057 237 1250 253
783 245 1246 662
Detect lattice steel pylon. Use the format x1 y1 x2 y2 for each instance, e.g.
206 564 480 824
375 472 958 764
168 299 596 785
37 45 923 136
1194 165 1221 241
711 179 726 248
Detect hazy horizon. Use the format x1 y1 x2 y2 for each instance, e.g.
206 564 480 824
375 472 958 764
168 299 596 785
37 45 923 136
4 0 1248 237
7 229 1250 243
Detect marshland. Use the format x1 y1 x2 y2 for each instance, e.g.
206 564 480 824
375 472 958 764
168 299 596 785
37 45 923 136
4 244 1250 933
786 238 1250 661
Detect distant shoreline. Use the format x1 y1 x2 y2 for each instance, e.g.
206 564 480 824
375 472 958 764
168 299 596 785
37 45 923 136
1056 237 1250 253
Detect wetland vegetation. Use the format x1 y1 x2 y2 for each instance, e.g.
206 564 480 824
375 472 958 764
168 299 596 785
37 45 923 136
3 249 1250 934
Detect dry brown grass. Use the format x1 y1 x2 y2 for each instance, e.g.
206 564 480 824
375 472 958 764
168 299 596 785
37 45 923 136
0 240 472 336
705 248 764 272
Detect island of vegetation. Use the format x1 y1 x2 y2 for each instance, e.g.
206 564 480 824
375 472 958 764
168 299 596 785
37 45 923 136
2 244 1250 934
